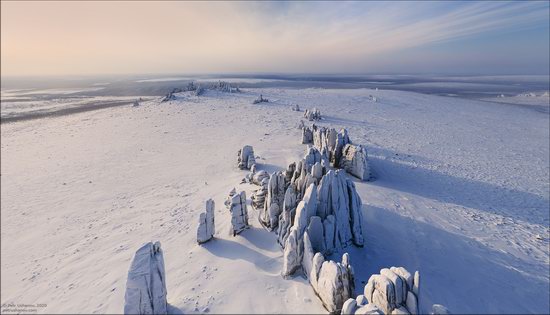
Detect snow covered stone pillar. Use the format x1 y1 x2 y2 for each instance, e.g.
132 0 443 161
310 253 355 313
124 241 168 315
260 171 286 230
339 144 370 181
237 145 255 170
302 126 313 144
197 199 215 244
230 191 249 236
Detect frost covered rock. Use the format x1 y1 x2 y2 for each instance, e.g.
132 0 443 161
252 94 269 104
124 241 167 315
342 298 357 315
431 304 450 315
354 304 383 314
302 126 313 144
230 191 249 235
361 267 424 315
237 145 255 170
251 171 269 210
260 171 286 230
282 228 302 277
312 253 355 313
277 185 298 247
224 188 237 210
340 144 370 181
197 199 215 244
304 108 321 121
292 104 301 111
306 216 325 253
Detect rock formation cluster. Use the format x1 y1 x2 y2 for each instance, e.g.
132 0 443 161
304 108 322 121
301 125 370 181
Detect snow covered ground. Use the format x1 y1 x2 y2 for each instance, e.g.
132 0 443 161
1 87 548 314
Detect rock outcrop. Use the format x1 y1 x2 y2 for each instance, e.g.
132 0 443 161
304 108 321 121
197 199 215 244
346 267 428 315
230 191 249 236
124 242 168 315
237 145 256 170
260 171 286 230
340 144 370 181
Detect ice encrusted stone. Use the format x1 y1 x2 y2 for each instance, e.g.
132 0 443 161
124 241 167 315
360 267 432 315
230 191 249 235
277 185 298 247
340 144 370 181
260 171 285 230
224 188 237 209
306 216 325 253
282 228 302 277
197 199 215 244
431 304 450 315
237 145 255 170
313 254 355 313
302 126 313 144
304 108 321 121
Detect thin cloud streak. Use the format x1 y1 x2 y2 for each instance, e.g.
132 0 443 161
1 1 548 76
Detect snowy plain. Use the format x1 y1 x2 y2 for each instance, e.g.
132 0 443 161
1 87 549 314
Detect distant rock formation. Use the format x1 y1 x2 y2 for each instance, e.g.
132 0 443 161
197 199 215 244
230 191 249 236
237 145 256 170
124 242 168 314
304 108 321 121
292 104 301 111
253 94 269 104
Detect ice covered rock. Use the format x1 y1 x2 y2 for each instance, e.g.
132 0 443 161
381 268 404 305
124 241 167 315
230 191 249 235
354 304 383 314
306 216 325 253
313 254 355 313
277 185 298 247
361 267 420 315
196 199 215 244
224 188 237 209
341 298 357 315
237 145 255 170
431 304 450 315
340 144 370 181
355 295 368 306
310 252 325 290
406 292 418 315
304 108 321 121
282 228 302 277
260 171 285 230
252 94 269 104
302 126 313 144
302 231 315 278
311 161 324 182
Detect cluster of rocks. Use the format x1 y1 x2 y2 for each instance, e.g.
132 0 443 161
196 199 215 244
124 242 168 314
302 125 370 181
250 170 270 209
304 108 321 121
237 145 256 170
340 266 449 315
304 240 356 313
291 104 301 111
252 94 269 104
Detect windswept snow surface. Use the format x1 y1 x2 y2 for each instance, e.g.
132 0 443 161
1 88 549 314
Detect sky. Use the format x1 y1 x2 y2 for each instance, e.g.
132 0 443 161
1 1 549 77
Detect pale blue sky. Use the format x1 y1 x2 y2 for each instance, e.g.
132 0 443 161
1 1 549 76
